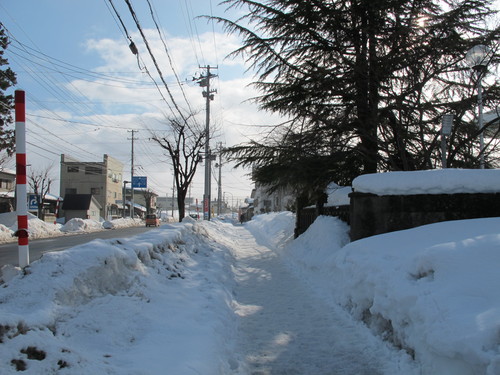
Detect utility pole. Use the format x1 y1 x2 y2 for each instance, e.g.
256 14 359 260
217 142 223 216
128 130 138 218
196 65 218 220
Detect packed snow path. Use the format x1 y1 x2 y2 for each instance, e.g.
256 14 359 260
229 224 390 375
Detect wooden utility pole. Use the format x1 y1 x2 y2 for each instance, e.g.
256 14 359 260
197 65 217 220
217 142 223 216
128 130 138 218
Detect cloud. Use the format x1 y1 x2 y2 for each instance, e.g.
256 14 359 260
29 29 282 199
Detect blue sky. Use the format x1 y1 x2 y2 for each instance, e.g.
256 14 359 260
3 0 498 204
0 0 275 203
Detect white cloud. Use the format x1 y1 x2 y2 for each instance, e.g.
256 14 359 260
27 29 282 201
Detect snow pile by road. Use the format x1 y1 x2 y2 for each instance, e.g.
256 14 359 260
0 212 143 243
286 214 500 375
60 218 103 233
0 219 237 374
0 213 61 242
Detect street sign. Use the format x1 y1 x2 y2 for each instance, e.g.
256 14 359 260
132 176 147 188
28 194 38 210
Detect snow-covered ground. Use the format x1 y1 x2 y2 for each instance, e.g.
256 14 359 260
1 169 500 374
0 212 144 243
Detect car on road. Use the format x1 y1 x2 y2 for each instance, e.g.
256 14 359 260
145 214 160 227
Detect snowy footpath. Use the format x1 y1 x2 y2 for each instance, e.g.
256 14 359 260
230 225 382 374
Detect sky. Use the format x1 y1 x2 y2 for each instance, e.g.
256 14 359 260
0 0 284 205
1 0 499 206
2 168 500 373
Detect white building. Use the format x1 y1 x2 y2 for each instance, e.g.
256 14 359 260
252 184 294 214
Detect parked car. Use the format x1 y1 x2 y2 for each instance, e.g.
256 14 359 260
145 214 160 227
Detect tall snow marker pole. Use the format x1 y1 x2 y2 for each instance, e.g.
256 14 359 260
54 197 60 224
15 90 29 268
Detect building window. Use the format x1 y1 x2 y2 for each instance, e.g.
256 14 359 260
67 166 79 173
85 166 102 175
91 188 100 195
65 188 77 195
0 179 12 189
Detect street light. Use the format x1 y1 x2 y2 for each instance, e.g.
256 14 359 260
466 44 491 169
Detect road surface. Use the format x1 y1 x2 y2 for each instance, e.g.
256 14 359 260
0 226 154 267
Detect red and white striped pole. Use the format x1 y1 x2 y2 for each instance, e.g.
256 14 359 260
15 90 29 268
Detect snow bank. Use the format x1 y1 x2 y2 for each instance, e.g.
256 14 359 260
0 212 61 241
325 182 352 206
102 217 142 229
353 169 500 195
245 212 295 249
0 221 237 374
0 223 14 242
0 212 145 243
286 215 500 375
60 218 103 233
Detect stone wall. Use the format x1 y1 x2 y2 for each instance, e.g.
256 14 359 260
349 192 500 241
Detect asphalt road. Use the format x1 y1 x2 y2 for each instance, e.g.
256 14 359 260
0 226 154 268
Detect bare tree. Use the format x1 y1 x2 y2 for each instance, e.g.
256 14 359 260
28 166 53 220
152 115 205 221
141 188 156 214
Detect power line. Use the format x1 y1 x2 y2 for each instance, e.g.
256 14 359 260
4 38 129 130
178 0 199 66
30 120 101 159
145 0 194 115
6 37 158 87
123 0 188 124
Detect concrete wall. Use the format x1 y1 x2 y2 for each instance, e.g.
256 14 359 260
349 192 500 241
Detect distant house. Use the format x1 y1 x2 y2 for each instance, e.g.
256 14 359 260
123 188 158 216
253 183 294 213
61 194 102 222
0 170 15 213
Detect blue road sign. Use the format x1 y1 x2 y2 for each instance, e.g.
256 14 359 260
132 176 147 188
28 194 38 210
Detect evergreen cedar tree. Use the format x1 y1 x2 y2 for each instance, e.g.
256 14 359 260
214 0 500 208
0 24 16 159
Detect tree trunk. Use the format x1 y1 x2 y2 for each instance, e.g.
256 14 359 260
294 193 309 239
177 187 187 222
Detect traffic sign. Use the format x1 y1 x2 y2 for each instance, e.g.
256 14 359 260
132 176 147 188
28 194 38 210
